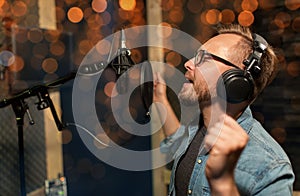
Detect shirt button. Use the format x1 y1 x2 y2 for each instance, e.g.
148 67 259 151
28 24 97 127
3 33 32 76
197 159 202 164
188 189 192 195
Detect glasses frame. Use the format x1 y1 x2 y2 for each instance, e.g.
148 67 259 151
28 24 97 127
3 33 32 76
194 49 241 70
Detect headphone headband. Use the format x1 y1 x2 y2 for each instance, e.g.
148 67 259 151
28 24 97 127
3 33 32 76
243 33 268 75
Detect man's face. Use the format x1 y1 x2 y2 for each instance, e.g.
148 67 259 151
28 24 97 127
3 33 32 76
178 34 244 105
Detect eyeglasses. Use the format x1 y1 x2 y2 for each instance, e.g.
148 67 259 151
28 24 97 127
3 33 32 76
194 49 241 70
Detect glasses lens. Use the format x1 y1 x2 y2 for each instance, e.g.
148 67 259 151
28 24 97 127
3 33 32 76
194 50 203 66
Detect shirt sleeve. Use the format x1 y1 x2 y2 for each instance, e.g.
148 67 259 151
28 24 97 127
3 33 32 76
252 161 295 196
160 125 187 156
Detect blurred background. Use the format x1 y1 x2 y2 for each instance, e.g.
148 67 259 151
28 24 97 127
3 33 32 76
0 0 299 195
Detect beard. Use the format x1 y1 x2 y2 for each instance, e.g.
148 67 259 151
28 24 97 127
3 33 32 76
178 83 199 106
178 81 213 106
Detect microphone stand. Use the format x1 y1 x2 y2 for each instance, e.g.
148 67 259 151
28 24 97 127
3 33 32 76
0 72 76 196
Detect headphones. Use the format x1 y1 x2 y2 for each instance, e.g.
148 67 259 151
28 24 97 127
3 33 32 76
217 33 268 103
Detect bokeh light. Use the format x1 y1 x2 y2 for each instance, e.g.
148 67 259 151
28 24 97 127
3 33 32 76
205 9 221 25
285 0 300 10
56 6 66 22
9 55 24 72
166 51 182 67
119 0 136 11
168 8 184 24
157 22 173 38
220 9 235 24
11 1 27 17
258 0 276 10
28 28 43 43
238 10 254 26
91 0 107 13
128 49 141 63
286 61 300 77
104 82 118 97
42 58 58 74
292 16 300 32
0 0 5 7
241 0 258 12
61 129 73 144
187 0 203 14
79 40 93 55
274 12 291 29
68 7 84 23
161 0 174 11
95 39 111 55
50 41 66 56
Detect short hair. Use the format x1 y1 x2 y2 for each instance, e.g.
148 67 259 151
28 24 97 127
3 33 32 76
217 24 279 102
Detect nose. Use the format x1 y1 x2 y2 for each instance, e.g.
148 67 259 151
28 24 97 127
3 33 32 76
184 58 195 71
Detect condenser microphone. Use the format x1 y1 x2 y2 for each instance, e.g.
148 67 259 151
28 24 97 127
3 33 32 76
109 29 135 94
0 50 15 81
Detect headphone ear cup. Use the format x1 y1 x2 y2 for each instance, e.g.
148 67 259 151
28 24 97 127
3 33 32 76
217 69 254 103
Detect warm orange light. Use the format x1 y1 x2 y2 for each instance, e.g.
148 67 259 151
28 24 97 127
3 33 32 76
11 1 27 17
119 8 134 20
285 0 300 10
119 0 136 11
61 129 73 144
104 82 118 97
258 0 276 10
95 39 111 55
9 56 24 72
28 29 43 43
42 58 58 74
286 61 300 77
238 11 254 27
161 0 174 11
210 0 220 4
205 9 221 25
92 0 107 13
220 9 235 24
44 30 61 42
56 7 66 22
187 0 203 14
128 66 140 80
130 49 142 63
79 40 93 55
169 8 184 24
166 51 182 67
292 16 300 32
241 0 258 12
50 41 66 56
0 0 5 7
157 22 173 38
274 12 291 29
65 0 77 5
67 7 83 23
86 14 103 30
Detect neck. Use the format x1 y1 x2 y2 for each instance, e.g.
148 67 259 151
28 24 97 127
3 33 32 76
199 98 247 128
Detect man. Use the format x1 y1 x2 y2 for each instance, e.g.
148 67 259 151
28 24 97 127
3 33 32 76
153 24 294 195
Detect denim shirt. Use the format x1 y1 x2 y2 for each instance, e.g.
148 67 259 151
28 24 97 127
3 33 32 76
160 107 295 196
